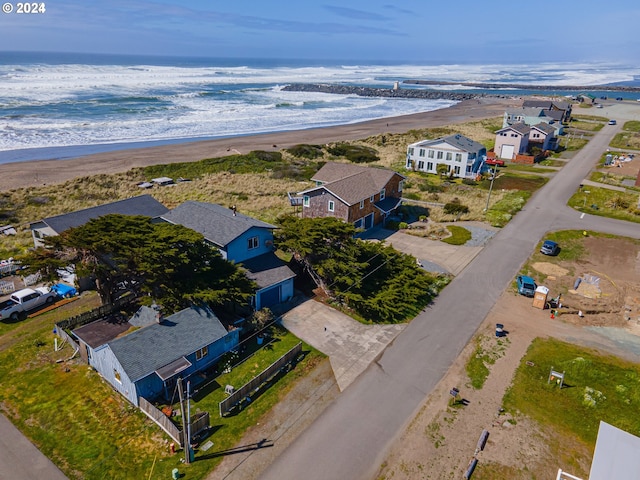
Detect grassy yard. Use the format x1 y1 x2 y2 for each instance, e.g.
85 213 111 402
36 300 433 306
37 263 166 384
441 225 472 245
568 185 640 223
0 300 322 479
472 337 640 479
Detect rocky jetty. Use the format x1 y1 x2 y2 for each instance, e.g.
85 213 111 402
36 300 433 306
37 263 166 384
404 79 640 92
282 83 488 101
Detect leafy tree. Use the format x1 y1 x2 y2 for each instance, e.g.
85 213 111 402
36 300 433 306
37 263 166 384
436 163 449 177
275 216 442 323
21 215 255 311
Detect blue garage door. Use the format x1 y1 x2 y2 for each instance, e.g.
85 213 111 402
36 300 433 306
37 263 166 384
259 285 281 309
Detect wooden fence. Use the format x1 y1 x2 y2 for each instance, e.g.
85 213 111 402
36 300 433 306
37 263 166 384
219 342 302 417
0 280 14 295
139 397 183 445
139 397 210 447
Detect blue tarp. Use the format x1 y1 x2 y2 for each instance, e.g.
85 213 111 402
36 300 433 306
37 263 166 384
51 283 77 298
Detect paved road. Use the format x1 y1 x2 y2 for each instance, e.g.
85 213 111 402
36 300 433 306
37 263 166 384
261 121 640 479
0 414 69 480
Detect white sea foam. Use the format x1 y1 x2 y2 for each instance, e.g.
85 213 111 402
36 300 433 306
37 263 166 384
1 61 639 158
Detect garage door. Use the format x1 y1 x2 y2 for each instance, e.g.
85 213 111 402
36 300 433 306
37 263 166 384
259 285 281 309
500 144 515 160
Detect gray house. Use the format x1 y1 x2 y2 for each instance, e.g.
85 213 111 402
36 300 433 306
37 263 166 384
162 202 295 310
30 195 168 247
74 305 239 406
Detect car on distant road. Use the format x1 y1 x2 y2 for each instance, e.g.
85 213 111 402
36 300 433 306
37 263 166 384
540 240 559 256
616 97 623 101
608 119 617 125
596 104 603 108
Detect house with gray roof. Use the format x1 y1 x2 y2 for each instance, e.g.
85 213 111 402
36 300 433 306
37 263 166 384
77 305 239 406
30 195 168 248
494 123 531 160
528 122 559 151
521 99 572 123
406 134 486 179
503 107 565 136
297 162 405 230
161 202 295 310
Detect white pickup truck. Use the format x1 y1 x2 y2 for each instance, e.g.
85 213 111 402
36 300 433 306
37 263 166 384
0 287 57 321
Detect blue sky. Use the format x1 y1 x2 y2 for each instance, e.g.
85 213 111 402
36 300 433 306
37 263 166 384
1 0 639 63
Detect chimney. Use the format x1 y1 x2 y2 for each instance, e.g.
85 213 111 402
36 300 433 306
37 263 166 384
151 302 162 323
231 205 237 216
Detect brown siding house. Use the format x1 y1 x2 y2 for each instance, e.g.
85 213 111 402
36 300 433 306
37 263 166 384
298 162 404 229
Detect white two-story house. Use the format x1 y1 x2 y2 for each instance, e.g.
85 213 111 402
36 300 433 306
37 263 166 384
406 134 486 179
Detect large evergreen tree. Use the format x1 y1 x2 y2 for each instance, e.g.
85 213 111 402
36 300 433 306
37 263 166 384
275 215 445 323
21 214 255 311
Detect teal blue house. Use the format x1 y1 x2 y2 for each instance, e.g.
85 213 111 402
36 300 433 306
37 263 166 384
76 305 238 406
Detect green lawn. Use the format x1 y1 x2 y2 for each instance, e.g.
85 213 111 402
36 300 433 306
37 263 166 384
504 338 640 445
442 225 472 245
472 337 640 479
0 302 322 480
568 186 640 223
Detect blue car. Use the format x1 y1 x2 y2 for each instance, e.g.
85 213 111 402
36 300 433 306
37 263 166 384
540 240 559 256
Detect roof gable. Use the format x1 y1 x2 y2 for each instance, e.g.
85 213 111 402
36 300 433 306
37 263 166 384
498 123 531 135
530 123 555 135
161 202 276 247
303 162 403 206
38 195 168 234
410 134 485 153
108 305 228 382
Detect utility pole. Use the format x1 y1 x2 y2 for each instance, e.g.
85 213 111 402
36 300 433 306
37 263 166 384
484 164 498 211
177 377 191 464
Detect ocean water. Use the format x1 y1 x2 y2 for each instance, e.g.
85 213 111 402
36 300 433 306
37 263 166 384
2 52 640 164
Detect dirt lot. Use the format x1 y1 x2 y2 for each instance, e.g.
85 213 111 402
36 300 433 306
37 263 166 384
377 235 640 479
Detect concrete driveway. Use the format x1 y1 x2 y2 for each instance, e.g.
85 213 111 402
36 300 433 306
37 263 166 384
280 299 405 391
363 221 498 275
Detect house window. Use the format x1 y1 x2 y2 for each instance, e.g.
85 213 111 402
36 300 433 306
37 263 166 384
427 162 433 171
454 166 461 175
446 152 452 161
360 199 364 209
328 200 335 212
370 195 375 202
419 149 425 157
437 151 443 159
428 150 434 158
455 153 462 162
533 133 540 138
248 236 259 250
408 147 414 155
303 195 309 207
114 370 122 384
406 158 412 168
417 160 424 170
196 346 208 361
380 189 385 200
398 180 403 192
354 218 363 229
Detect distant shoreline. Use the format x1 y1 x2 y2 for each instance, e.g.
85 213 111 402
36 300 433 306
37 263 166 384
0 97 518 192
404 80 640 92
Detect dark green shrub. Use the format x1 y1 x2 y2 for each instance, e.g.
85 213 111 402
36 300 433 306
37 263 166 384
443 198 470 215
327 143 379 163
285 144 324 159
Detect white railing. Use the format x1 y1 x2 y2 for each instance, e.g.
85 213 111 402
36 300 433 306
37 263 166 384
556 469 584 480
0 280 14 295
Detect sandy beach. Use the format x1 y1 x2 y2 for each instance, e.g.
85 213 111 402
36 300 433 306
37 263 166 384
0 97 518 192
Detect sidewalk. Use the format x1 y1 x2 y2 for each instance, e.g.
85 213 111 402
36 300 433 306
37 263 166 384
0 414 68 480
